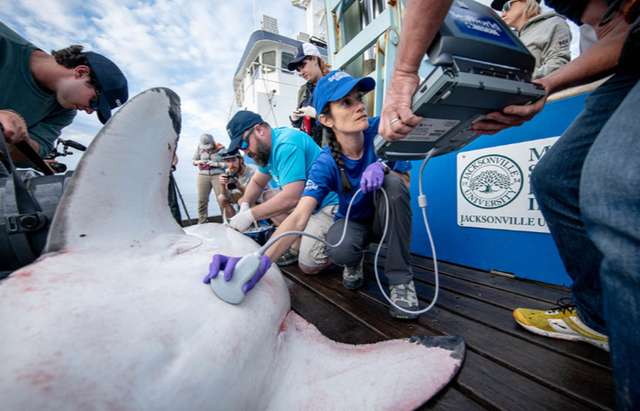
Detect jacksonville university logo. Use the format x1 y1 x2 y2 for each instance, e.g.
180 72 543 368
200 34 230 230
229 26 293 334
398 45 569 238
460 155 523 209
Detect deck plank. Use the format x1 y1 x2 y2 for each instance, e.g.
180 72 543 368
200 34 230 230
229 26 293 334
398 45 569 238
281 261 614 411
367 255 612 369
373 247 572 304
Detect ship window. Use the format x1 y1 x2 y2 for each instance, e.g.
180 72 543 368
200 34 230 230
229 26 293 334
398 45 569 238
282 52 295 73
262 51 276 73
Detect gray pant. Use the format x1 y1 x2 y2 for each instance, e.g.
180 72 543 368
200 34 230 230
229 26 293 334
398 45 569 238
325 174 413 286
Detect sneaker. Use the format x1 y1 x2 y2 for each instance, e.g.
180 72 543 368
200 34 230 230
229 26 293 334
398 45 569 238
513 298 609 351
389 281 419 320
275 248 299 266
342 255 365 290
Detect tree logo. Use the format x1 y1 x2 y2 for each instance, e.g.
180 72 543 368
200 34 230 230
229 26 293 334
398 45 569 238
460 155 523 209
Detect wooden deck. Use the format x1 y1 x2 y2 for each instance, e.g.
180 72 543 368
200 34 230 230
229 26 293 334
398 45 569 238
279 247 615 410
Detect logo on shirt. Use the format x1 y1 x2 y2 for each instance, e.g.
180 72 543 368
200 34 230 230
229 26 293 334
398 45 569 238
305 180 319 191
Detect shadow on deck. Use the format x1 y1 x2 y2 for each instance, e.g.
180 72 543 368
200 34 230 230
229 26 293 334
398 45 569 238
279 247 615 410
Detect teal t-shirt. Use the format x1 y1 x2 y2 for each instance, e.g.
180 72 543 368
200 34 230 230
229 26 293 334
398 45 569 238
258 127 338 211
0 22 76 163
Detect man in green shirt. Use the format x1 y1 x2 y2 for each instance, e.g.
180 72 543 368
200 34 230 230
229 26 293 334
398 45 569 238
0 21 128 166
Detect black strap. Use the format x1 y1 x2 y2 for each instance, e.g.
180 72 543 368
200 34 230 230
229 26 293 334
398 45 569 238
16 140 53 175
1 127 48 266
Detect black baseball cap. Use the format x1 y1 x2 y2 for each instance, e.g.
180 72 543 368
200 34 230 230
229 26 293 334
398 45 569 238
287 43 323 71
84 51 129 124
226 110 263 152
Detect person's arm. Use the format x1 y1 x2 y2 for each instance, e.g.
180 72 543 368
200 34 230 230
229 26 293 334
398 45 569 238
379 0 454 141
264 196 318 262
249 180 305 221
533 20 572 80
0 110 38 160
241 169 272 206
192 149 201 166
219 172 230 197
472 0 631 135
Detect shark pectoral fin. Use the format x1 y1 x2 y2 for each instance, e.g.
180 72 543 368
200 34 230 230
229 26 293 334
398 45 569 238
268 312 465 411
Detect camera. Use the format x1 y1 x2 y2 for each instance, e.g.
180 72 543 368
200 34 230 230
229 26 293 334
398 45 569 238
226 171 239 190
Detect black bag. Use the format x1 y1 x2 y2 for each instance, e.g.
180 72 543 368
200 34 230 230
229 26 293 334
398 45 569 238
1 128 73 276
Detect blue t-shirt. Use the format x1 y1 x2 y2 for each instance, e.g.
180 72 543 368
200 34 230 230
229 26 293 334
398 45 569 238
302 117 412 220
258 127 338 211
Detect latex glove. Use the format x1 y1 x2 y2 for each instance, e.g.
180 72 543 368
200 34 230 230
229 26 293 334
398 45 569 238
239 202 251 213
229 207 256 232
290 106 317 121
203 254 271 293
360 162 386 194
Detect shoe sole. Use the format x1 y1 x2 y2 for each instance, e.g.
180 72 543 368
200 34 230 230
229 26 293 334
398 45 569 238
390 305 418 320
342 277 363 290
514 317 610 352
276 258 298 267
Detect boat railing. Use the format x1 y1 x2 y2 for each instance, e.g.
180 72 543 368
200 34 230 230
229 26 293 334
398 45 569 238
229 61 307 121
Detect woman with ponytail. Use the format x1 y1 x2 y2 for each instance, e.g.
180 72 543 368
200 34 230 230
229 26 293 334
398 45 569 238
210 70 418 320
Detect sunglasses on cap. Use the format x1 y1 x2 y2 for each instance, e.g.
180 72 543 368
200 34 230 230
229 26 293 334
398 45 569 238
89 86 101 111
502 0 521 12
240 127 256 150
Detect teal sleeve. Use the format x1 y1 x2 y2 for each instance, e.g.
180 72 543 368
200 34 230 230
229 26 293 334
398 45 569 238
272 143 309 187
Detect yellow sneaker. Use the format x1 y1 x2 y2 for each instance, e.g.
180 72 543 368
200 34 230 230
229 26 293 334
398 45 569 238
513 299 609 352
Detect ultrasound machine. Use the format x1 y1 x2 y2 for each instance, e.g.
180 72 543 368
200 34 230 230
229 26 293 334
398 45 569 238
374 0 546 161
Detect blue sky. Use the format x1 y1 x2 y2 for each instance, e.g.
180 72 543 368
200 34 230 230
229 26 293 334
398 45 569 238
1 0 309 217
1 0 579 218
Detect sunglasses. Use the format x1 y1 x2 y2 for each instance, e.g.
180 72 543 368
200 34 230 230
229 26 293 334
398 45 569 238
240 127 255 150
89 86 102 111
502 0 521 12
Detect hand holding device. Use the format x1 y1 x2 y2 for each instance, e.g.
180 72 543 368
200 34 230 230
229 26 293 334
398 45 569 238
290 106 317 121
205 252 272 303
360 162 386 194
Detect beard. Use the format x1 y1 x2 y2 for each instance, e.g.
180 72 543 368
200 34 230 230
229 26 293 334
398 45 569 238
253 139 270 168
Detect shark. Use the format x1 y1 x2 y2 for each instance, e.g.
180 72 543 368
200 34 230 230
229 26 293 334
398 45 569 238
0 88 465 410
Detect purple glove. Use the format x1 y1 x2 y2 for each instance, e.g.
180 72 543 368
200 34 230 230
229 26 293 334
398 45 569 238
242 254 272 293
203 254 272 294
360 162 386 194
203 254 241 283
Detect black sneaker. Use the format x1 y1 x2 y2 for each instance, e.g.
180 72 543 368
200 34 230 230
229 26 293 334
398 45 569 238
342 255 364 290
275 248 299 266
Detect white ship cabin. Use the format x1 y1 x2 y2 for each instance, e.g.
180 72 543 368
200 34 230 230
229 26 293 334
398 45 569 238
231 28 328 129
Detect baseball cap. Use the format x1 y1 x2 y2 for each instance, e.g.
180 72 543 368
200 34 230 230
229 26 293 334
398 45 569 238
490 0 539 11
221 149 242 160
84 51 128 124
199 133 214 150
313 70 375 117
226 111 263 152
287 43 323 71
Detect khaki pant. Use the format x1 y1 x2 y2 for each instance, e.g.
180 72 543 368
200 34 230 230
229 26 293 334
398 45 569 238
197 174 222 224
299 204 338 268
